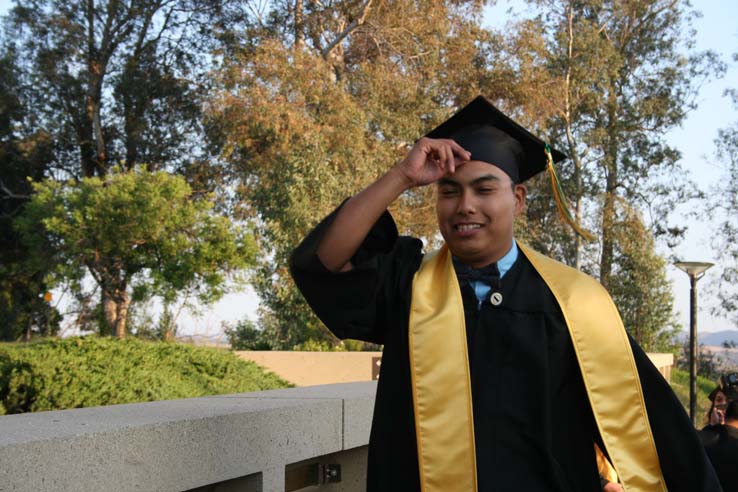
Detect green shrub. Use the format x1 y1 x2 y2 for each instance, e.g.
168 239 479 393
0 336 290 414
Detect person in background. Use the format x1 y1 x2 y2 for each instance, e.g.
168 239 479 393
706 387 730 427
704 375 738 428
700 400 738 491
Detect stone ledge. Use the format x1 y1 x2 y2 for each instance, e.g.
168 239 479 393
0 382 377 492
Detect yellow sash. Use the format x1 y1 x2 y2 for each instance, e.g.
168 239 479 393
408 243 666 492
408 245 477 492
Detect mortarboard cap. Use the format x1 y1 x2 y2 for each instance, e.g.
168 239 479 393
425 95 594 241
425 95 566 183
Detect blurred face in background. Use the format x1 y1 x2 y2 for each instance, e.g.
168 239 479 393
707 390 729 426
714 391 728 411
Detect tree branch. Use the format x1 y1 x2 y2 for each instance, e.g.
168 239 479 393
0 179 31 199
320 0 372 59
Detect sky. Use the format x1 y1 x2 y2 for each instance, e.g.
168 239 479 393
1 0 737 338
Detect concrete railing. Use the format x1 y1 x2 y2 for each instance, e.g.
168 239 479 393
0 382 376 492
0 352 675 492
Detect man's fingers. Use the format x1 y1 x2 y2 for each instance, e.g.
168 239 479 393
414 138 473 180
449 141 471 174
449 140 471 161
443 145 455 174
435 140 466 174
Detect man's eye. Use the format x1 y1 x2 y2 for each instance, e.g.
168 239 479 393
477 187 495 193
440 187 459 196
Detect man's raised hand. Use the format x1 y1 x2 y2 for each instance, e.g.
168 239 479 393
394 138 471 188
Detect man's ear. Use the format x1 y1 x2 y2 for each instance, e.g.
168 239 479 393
514 184 527 216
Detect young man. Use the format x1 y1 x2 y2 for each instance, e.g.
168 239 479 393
290 96 720 492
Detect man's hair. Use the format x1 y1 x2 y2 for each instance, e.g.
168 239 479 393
725 400 738 421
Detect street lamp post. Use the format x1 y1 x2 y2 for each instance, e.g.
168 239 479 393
674 261 714 427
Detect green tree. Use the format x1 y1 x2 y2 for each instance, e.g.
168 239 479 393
606 202 680 352
494 0 720 277
0 47 59 340
223 318 273 351
16 168 255 338
208 0 493 347
0 0 250 335
677 341 722 382
1 0 246 178
486 0 720 345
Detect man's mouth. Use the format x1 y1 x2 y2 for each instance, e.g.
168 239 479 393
455 223 482 232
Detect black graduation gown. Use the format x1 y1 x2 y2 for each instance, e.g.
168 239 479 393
289 207 722 492
699 425 738 491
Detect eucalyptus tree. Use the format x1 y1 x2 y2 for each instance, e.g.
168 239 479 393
606 202 680 352
481 0 721 345
209 0 494 347
711 85 738 326
488 0 721 280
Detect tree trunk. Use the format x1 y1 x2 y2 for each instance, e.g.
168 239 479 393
563 0 583 270
25 317 32 342
114 292 129 339
600 175 617 290
83 0 107 177
163 326 174 341
102 290 117 335
599 91 619 290
294 0 304 48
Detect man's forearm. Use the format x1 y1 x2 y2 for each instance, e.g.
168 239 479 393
316 137 468 272
316 167 411 272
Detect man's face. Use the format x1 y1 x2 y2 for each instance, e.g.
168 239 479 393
436 160 525 268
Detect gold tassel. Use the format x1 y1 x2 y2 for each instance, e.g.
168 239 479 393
545 145 596 242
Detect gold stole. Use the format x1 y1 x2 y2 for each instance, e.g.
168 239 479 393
408 243 666 492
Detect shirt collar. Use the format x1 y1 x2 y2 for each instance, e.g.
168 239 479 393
497 240 518 278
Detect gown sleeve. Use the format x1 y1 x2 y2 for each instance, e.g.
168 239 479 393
289 203 423 345
629 337 723 492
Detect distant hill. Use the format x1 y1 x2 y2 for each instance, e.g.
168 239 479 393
676 329 738 346
700 330 738 347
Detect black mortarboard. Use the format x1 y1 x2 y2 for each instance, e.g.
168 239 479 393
425 96 566 183
426 96 594 241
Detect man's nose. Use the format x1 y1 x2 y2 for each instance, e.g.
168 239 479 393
456 190 476 214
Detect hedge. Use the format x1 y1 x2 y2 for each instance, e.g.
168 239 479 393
0 336 290 414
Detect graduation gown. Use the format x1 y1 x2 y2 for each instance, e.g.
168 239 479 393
289 207 721 492
699 425 738 491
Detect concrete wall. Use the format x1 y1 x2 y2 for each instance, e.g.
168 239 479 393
236 352 382 387
0 382 376 492
238 351 673 385
647 353 674 382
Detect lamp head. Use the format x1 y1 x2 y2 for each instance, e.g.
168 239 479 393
674 261 714 278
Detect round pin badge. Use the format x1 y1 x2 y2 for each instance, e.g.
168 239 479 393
489 291 503 306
